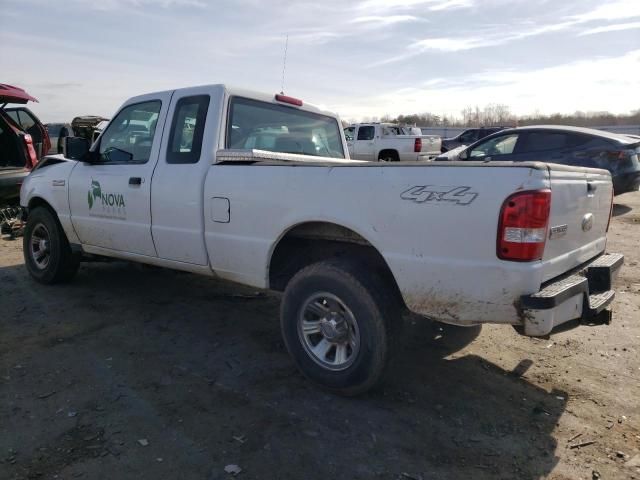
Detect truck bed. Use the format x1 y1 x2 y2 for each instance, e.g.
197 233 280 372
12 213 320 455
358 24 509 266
204 150 613 329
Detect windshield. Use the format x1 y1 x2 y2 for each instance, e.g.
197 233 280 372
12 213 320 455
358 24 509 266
227 97 345 159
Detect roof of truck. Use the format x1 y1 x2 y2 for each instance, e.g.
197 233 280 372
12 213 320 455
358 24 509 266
126 84 336 118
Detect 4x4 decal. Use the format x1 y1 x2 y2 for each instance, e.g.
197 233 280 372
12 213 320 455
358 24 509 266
401 185 478 205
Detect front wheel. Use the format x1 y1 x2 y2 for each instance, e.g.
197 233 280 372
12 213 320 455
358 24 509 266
23 207 80 284
280 260 399 395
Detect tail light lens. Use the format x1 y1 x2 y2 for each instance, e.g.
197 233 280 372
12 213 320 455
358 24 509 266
497 190 551 262
414 138 422 153
22 134 39 169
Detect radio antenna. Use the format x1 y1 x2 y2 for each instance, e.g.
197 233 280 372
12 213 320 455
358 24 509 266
280 34 289 94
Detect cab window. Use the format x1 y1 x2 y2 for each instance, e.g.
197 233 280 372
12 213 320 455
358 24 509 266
167 95 210 164
98 101 161 163
469 133 519 158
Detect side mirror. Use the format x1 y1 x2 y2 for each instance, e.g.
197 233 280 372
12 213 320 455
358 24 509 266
63 136 90 160
458 149 469 160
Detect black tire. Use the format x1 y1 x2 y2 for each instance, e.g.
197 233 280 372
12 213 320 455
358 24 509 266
23 206 80 284
280 259 400 396
378 151 399 162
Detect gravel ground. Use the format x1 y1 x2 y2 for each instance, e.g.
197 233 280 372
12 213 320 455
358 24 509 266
1 191 639 480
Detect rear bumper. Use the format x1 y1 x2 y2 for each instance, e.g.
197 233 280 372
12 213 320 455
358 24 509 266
519 252 624 336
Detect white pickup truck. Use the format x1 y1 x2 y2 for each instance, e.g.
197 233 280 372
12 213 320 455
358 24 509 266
344 123 441 162
20 85 623 395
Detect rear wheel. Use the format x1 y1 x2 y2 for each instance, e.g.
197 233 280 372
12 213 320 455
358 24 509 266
23 207 80 284
378 151 399 162
280 260 399 395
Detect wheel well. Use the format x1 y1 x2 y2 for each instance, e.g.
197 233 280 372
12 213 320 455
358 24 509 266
269 222 405 307
28 197 56 215
378 149 399 161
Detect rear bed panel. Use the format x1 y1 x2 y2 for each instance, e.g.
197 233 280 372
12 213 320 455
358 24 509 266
205 160 552 324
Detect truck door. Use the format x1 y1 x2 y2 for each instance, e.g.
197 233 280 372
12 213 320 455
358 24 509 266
150 86 222 265
353 125 376 161
68 93 172 256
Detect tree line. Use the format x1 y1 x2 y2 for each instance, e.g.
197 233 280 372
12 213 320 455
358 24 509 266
353 105 640 128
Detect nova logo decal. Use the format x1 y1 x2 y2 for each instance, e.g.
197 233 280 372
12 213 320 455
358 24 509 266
401 185 478 205
87 179 126 218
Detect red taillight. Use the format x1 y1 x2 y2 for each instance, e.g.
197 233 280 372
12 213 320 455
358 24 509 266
23 134 39 169
275 94 303 106
497 190 551 262
414 137 422 153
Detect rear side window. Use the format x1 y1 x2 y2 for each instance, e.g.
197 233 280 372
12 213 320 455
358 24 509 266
520 132 567 152
564 133 591 148
167 95 210 164
357 126 375 141
5 111 20 126
6 110 36 130
226 97 344 158
459 130 477 143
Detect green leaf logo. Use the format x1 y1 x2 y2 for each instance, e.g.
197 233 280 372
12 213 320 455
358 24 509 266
88 190 93 209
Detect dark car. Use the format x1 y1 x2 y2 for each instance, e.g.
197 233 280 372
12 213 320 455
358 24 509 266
45 122 73 154
0 84 45 204
457 125 640 195
441 126 507 152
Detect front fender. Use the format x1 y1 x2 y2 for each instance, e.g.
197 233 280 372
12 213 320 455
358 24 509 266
20 160 80 244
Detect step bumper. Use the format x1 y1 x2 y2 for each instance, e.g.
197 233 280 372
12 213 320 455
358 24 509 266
519 253 624 336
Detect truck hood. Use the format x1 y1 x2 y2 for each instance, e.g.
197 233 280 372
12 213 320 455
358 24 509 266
32 154 74 172
0 84 39 104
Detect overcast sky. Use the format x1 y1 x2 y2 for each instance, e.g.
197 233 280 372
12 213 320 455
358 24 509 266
1 0 639 122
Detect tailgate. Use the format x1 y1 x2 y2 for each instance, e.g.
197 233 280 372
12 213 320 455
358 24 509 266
420 135 441 153
541 165 613 281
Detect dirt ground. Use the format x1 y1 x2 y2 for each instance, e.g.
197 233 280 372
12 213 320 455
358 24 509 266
1 192 639 480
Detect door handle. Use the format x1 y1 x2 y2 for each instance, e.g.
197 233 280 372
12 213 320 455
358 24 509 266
128 177 142 185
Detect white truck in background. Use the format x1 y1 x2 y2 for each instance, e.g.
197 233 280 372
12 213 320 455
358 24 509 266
20 85 622 395
344 123 441 162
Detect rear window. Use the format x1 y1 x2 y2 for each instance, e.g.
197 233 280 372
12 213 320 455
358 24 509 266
226 97 344 159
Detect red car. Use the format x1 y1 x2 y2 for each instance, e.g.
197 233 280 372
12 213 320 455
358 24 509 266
0 84 50 204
